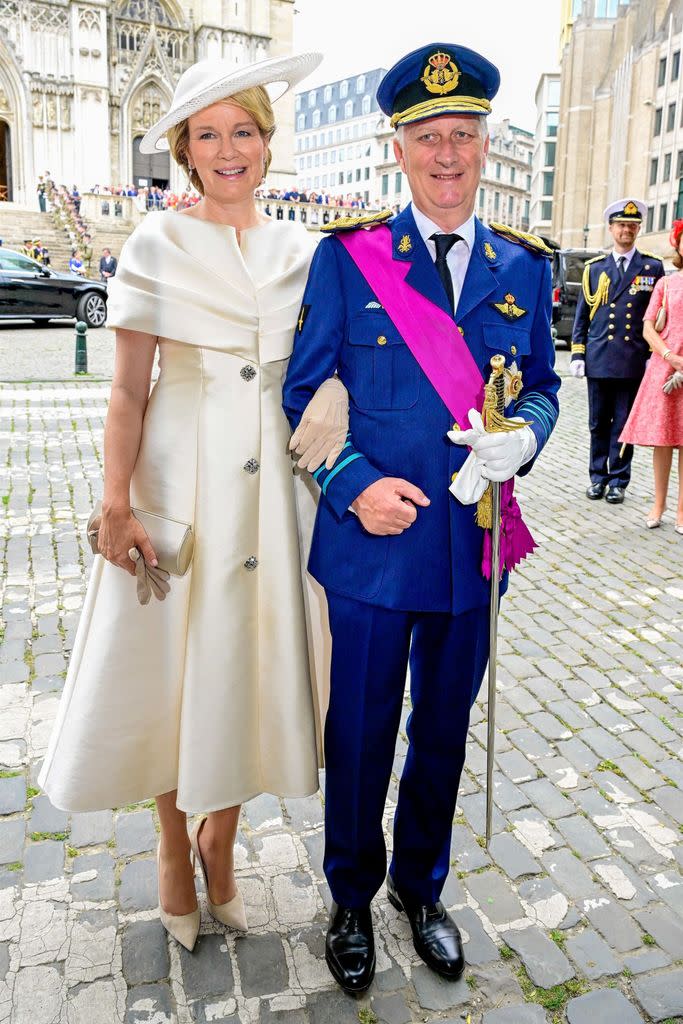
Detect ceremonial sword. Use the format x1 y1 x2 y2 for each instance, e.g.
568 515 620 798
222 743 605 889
477 355 529 848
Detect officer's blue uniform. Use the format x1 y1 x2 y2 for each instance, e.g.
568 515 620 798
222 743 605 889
572 244 664 489
283 203 560 908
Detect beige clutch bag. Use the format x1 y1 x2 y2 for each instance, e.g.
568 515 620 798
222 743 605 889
86 501 194 577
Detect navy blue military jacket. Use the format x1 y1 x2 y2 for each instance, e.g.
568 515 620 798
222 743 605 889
283 204 560 615
571 250 665 379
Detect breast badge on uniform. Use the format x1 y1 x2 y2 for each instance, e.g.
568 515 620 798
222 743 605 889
421 51 460 95
491 293 527 321
297 304 311 334
504 363 523 405
629 275 655 295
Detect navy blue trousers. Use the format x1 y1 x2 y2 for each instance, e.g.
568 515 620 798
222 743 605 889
587 378 640 488
323 592 490 908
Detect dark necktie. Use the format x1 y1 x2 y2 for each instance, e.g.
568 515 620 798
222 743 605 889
430 232 461 312
617 255 626 278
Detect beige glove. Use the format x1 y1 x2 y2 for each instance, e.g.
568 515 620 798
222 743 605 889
289 376 349 472
128 547 171 605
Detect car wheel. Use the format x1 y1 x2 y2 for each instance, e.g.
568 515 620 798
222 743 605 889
77 292 107 328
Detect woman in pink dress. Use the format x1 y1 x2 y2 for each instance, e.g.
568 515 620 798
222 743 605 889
620 220 683 532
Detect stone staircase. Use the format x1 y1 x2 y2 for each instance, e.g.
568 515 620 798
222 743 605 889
87 221 135 263
0 203 75 272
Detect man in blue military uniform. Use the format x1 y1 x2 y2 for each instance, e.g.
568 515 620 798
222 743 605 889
571 199 664 503
283 43 560 992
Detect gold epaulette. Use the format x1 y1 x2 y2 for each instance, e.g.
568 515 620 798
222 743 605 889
638 249 663 260
489 222 554 259
319 209 393 234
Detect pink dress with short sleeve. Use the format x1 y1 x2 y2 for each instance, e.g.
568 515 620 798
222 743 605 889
620 273 683 447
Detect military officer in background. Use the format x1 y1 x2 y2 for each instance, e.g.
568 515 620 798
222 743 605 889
284 42 560 993
571 199 664 503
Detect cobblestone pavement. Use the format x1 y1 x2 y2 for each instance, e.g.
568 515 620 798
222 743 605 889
0 354 682 1024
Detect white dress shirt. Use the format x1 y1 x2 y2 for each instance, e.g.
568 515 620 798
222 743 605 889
612 246 636 273
411 205 476 315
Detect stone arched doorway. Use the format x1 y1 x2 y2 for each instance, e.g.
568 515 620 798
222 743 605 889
0 119 11 201
132 134 170 188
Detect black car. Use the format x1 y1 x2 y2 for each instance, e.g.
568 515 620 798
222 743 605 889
0 248 108 327
552 247 605 345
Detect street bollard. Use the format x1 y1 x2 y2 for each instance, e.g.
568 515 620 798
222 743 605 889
74 320 88 375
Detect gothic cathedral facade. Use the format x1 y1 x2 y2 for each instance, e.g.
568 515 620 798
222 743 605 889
0 0 296 204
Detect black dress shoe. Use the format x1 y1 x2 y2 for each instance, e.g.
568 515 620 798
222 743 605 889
325 902 375 993
605 486 626 504
386 875 464 980
586 482 607 500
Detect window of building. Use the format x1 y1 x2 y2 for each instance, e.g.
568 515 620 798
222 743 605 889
650 157 659 185
296 138 302 152
594 0 621 16
395 171 402 193
646 205 654 232
654 107 663 136
541 200 552 221
352 123 359 138
298 157 304 171
346 171 352 183
526 173 532 190
364 167 370 180
542 171 554 196
355 168 361 181
324 85 332 103
544 141 556 165
306 155 312 168
658 57 667 87
295 96 301 112
339 172 344 185
548 79 561 106
673 51 681 82
677 149 683 178
322 174 328 187
308 90 316 108
330 151 336 164
362 95 371 115
495 162 501 179
345 100 354 118
508 195 514 219
547 111 558 137
336 129 341 142
305 137 310 150
510 167 516 185
340 80 349 98
314 176 319 187
328 105 337 123
344 126 350 140
355 144 361 158
383 142 389 160
479 187 485 208
494 192 500 214
297 114 305 131
663 152 672 181
356 74 366 94
668 103 676 133
659 202 668 230
312 110 320 128
314 153 320 167
523 199 530 221
381 174 389 196
322 152 328 165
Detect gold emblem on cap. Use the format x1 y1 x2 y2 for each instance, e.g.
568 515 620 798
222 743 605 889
624 201 638 216
397 234 413 254
421 51 460 96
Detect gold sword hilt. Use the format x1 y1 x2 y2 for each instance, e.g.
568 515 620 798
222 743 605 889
476 354 532 529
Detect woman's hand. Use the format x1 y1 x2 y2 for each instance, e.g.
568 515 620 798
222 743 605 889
289 376 349 472
96 505 158 576
665 351 683 373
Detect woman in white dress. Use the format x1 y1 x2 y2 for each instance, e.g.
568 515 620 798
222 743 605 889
39 54 344 952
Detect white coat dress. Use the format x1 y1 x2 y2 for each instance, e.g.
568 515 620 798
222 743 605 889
39 211 323 813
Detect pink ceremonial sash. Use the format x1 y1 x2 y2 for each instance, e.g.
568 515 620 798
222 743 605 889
338 225 536 578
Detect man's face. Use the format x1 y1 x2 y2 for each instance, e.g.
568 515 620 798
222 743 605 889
609 220 640 249
393 114 489 226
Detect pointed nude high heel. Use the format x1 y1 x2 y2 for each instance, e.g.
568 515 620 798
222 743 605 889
190 816 248 932
157 843 200 952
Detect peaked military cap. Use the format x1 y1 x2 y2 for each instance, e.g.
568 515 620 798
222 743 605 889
377 43 500 129
603 198 646 224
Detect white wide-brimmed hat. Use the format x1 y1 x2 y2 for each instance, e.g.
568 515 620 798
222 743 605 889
139 51 323 154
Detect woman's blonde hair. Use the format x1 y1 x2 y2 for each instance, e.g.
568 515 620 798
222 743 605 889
167 85 276 195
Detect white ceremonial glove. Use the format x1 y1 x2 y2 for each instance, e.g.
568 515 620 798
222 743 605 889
448 409 537 483
570 359 586 378
662 370 683 394
289 376 349 472
449 450 489 504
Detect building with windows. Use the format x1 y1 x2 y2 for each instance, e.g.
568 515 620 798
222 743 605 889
294 68 386 205
530 73 560 237
553 0 683 255
0 0 297 205
477 120 534 231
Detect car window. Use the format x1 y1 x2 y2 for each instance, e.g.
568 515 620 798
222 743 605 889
0 252 40 273
563 252 603 284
